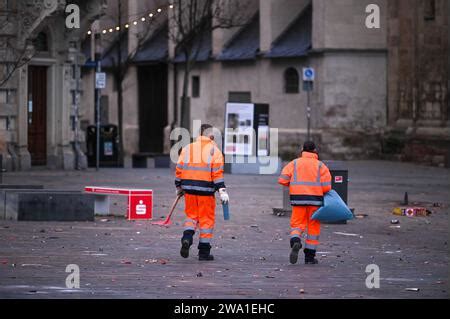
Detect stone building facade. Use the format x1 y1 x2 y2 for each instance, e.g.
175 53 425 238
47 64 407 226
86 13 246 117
385 0 449 166
1 0 448 170
0 0 104 171
168 0 389 160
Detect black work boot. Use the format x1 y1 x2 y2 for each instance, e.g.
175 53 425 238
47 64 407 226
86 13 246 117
180 230 194 258
198 243 214 261
304 248 318 265
289 238 303 264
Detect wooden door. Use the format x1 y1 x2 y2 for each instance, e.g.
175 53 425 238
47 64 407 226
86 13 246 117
27 66 47 166
137 64 168 153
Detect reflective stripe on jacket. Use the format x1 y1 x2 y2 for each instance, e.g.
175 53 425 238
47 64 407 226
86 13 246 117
278 152 332 206
175 136 225 196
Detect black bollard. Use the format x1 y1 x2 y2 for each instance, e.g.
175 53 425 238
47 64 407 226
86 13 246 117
403 192 409 206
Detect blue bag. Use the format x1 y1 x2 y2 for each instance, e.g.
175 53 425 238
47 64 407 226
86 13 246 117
311 190 354 222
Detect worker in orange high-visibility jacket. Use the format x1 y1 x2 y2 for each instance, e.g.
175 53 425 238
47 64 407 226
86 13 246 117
278 141 332 265
175 124 229 261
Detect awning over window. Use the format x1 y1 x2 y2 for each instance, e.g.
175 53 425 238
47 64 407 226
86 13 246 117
217 12 259 61
133 23 168 63
265 5 312 58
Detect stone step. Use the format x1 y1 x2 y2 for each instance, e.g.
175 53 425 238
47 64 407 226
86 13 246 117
2 190 95 221
0 185 44 189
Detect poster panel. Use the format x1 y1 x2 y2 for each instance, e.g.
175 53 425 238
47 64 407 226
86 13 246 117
224 103 254 156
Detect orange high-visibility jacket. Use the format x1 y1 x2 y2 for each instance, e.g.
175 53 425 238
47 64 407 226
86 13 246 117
278 152 332 206
175 136 225 196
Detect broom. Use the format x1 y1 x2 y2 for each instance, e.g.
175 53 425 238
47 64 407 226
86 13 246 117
151 194 183 227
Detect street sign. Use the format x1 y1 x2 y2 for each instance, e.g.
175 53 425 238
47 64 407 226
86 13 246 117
303 67 315 82
95 72 106 89
84 60 97 68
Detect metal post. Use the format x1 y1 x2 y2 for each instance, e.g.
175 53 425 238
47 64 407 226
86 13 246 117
306 82 311 141
0 154 3 184
74 42 81 170
95 60 102 171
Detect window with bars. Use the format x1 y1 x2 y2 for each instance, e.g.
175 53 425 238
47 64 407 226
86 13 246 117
284 67 299 94
192 75 200 98
33 32 49 52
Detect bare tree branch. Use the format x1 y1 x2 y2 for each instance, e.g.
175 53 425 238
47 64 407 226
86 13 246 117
168 0 253 129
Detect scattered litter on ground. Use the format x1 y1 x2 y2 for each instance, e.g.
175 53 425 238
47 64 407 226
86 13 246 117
405 288 420 292
333 232 362 238
391 219 400 224
196 272 203 277
393 207 432 217
250 225 259 228
21 264 51 268
259 257 266 261
355 214 368 219
299 289 305 294
265 276 275 279
390 225 401 229
121 260 132 265
100 219 109 222
145 259 158 264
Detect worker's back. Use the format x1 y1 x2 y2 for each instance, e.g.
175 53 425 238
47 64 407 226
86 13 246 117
176 136 225 196
279 151 332 206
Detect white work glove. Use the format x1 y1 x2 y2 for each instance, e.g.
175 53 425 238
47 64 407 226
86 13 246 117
219 188 229 204
176 187 185 197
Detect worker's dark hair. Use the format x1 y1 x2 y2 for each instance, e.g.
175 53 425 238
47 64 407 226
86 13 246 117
200 124 213 136
303 141 316 152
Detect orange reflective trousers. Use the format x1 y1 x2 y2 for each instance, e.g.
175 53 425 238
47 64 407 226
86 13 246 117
184 194 216 244
290 206 321 250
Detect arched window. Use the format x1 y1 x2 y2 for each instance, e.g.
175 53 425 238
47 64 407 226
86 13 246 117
284 67 299 94
33 32 49 52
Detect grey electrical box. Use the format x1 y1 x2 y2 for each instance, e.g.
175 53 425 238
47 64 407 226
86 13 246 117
324 161 349 204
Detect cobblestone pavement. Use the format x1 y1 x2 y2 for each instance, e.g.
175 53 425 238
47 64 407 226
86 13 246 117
0 161 449 299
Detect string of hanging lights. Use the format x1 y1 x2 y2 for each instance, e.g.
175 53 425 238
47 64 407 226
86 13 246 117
86 3 174 36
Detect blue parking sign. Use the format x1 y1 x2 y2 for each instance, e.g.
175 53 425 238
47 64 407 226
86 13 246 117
303 67 315 82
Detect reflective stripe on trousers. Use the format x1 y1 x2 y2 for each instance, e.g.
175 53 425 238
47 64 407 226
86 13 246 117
184 217 197 231
184 194 216 244
290 206 321 251
290 227 304 239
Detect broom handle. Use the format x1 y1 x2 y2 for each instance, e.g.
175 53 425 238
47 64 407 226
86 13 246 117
167 194 182 220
